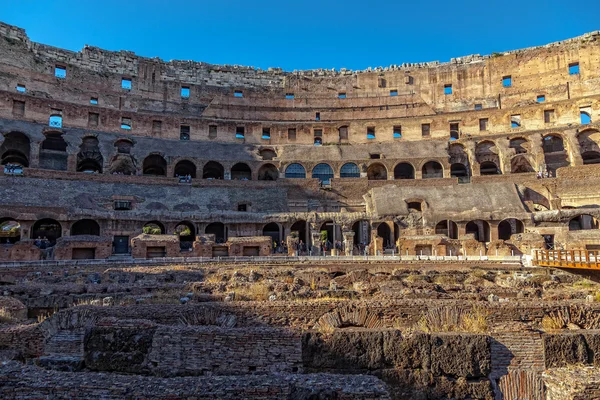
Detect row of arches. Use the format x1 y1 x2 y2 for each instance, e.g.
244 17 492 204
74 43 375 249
284 161 448 181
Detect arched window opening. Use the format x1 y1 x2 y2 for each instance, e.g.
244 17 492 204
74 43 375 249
205 222 226 243
582 151 600 165
231 163 252 180
480 161 501 175
39 132 68 171
203 161 225 179
290 220 308 247
509 138 528 154
1 132 30 167
263 222 281 246
174 160 197 178
581 111 592 125
312 163 334 184
142 155 167 176
498 218 524 240
569 215 599 231
377 223 393 249
407 201 422 212
542 135 569 174
285 163 306 179
450 163 469 183
543 135 565 153
465 220 490 243
394 163 415 179
175 221 195 250
367 163 387 180
340 163 360 178
71 219 100 236
511 156 535 174
422 161 443 179
0 218 21 244
143 221 165 235
77 137 103 173
258 164 279 181
31 218 62 246
435 220 459 239
41 133 67 152
115 139 133 154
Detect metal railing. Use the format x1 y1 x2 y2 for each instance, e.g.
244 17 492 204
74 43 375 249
0 254 523 269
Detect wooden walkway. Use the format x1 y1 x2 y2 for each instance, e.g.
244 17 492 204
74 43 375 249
535 249 600 269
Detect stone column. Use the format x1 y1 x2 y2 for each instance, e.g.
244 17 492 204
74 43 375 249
29 142 40 168
342 231 355 256
311 230 322 255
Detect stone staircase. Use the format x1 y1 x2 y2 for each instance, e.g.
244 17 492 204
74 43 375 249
37 329 85 372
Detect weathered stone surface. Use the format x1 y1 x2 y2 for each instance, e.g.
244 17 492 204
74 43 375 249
429 334 491 378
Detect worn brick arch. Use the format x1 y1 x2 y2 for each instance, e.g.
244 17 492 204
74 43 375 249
314 305 384 330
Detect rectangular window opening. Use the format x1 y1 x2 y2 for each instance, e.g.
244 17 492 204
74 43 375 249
421 123 431 137
288 128 296 141
537 95 545 103
90 97 98 105
238 204 247 212
235 126 245 139
49 109 63 128
569 62 580 75
181 86 190 98
262 127 271 140
55 65 66 79
121 78 132 90
450 123 459 140
234 90 243 98
16 84 26 93
502 76 512 87
208 125 218 139
510 115 521 128
370 154 381 159
12 100 25 116
367 127 376 139
479 118 488 131
285 93 294 100
338 126 348 140
544 110 555 124
390 89 398 97
152 120 162 133
88 112 99 127
393 125 402 139
444 84 452 95
338 92 346 99
474 103 483 111
315 112 320 121
121 117 132 130
114 200 132 211
180 125 190 141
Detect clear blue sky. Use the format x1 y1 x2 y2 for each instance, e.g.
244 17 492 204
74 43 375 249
2 0 599 71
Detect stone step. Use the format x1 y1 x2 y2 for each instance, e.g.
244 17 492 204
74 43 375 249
37 355 84 372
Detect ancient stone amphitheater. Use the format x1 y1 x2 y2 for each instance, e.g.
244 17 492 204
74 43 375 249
1 21 600 399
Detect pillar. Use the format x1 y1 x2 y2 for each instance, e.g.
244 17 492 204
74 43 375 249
311 230 322 255
343 231 355 256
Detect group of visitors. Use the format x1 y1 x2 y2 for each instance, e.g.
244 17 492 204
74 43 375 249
273 240 288 254
3 164 23 174
33 236 52 249
177 174 192 183
537 170 553 179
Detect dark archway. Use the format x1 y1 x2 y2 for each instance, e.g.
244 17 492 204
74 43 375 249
394 163 415 179
422 161 443 179
450 163 469 182
352 220 371 248
174 160 197 178
31 218 62 245
377 223 393 248
435 220 458 239
0 218 21 244
70 219 100 236
39 132 68 171
542 134 569 174
231 162 252 180
367 163 387 180
498 218 524 240
262 222 281 246
259 149 277 160
143 155 167 176
1 132 30 167
175 221 195 250
340 162 360 178
480 161 501 175
569 215 599 231
77 137 103 173
285 163 306 179
582 151 600 165
312 163 334 184
290 220 308 246
258 163 279 181
203 161 225 179
465 220 490 243
205 222 226 243
143 221 165 235
319 220 335 245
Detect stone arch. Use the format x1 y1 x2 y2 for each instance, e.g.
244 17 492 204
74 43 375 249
435 220 459 239
578 129 600 164
497 218 524 240
569 214 599 231
480 161 501 175
143 221 165 235
394 162 415 179
450 163 470 181
509 137 528 154
205 222 226 243
262 222 281 244
109 139 137 175
312 163 334 183
284 163 306 179
465 220 490 242
422 160 443 179
203 161 225 179
77 136 103 173
314 305 383 330
174 160 197 178
31 218 62 245
542 134 569 174
340 162 360 178
0 131 30 167
39 131 68 171
258 163 279 180
0 218 21 244
175 221 195 250
259 148 277 160
367 162 387 180
376 222 393 248
142 154 167 176
70 219 100 236
476 141 501 174
231 162 252 180
511 155 535 173
582 151 600 165
290 220 308 245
